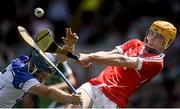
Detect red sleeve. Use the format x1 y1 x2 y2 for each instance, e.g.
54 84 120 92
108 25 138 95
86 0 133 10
139 59 164 80
118 39 141 54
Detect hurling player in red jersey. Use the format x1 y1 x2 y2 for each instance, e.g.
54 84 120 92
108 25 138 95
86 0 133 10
65 20 177 108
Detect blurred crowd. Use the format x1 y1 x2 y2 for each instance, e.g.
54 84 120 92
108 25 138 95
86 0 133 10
0 0 180 107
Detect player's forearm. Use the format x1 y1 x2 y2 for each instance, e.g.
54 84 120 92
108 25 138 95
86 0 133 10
88 51 138 68
48 87 73 104
29 84 76 104
89 52 127 66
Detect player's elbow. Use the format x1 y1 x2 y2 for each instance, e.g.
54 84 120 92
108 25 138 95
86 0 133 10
71 78 77 87
68 74 77 87
46 87 63 102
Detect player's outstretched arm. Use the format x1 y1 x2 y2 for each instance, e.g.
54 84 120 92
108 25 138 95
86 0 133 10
76 49 139 69
28 84 81 105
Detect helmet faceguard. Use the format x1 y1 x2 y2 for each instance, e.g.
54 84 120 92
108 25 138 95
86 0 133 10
29 50 58 74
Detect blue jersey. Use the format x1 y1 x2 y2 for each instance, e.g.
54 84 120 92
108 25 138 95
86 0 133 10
0 55 40 108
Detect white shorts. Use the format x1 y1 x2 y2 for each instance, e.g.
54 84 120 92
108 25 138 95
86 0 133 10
79 82 117 108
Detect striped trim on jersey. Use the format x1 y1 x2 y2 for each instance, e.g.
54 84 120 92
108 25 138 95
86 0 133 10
115 46 164 71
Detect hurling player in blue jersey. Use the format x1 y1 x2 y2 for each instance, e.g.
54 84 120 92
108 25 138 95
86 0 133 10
0 28 81 108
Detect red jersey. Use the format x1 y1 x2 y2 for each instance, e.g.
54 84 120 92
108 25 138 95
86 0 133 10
89 39 164 107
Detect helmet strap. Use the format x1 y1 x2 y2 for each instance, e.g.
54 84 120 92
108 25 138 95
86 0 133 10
28 62 39 74
32 67 38 74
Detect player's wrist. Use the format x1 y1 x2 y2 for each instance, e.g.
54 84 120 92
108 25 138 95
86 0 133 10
89 53 94 59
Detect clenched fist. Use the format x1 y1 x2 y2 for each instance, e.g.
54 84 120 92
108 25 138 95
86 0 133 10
70 93 82 105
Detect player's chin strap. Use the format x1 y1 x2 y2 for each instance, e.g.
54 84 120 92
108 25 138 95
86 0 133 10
27 62 38 74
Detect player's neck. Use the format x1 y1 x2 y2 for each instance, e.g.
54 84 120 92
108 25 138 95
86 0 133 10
145 45 161 54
